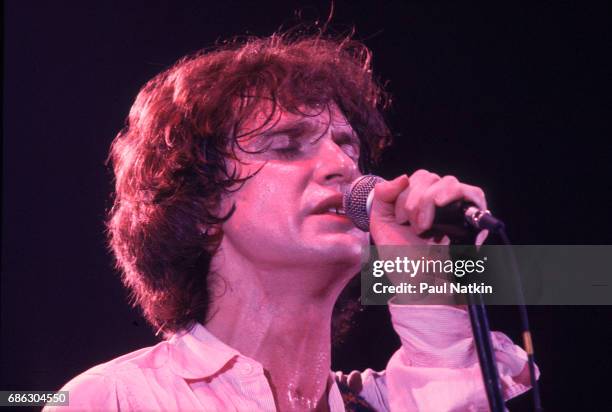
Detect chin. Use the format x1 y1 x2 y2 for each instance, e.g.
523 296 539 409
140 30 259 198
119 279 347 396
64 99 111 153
308 232 366 267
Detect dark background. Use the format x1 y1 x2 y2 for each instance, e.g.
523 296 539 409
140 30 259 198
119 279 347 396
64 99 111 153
3 1 611 410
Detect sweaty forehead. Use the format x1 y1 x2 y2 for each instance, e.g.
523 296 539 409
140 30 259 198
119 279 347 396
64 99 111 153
236 103 356 143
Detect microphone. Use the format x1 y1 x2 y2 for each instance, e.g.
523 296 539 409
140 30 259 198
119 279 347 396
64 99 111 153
342 175 505 235
342 176 533 412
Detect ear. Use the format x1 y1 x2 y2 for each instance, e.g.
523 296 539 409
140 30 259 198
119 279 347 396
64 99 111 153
197 223 222 237
216 189 238 222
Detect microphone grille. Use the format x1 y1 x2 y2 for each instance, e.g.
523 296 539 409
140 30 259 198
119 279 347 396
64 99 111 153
343 175 384 232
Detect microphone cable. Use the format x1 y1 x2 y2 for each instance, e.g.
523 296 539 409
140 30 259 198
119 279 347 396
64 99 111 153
496 227 543 412
455 209 542 412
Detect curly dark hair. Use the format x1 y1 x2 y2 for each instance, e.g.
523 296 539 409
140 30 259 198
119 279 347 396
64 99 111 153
107 29 393 334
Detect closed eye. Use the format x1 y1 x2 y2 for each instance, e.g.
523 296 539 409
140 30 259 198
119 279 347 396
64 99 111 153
333 132 360 162
273 145 302 159
341 142 359 161
265 133 303 159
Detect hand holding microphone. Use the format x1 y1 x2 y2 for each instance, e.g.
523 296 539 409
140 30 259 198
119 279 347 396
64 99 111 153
343 170 502 246
343 172 533 412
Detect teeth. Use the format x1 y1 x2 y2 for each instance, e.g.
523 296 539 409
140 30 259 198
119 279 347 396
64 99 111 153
327 207 346 215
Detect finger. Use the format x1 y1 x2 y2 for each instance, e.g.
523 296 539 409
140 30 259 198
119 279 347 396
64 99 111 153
476 229 489 246
415 192 437 233
432 181 487 213
460 184 488 212
371 175 409 218
433 181 489 247
373 175 409 204
417 176 462 232
431 176 462 206
437 235 451 246
399 171 440 228
423 234 451 247
410 169 437 180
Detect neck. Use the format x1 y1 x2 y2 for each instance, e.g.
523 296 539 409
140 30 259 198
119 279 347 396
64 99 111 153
207 295 334 411
205 243 354 411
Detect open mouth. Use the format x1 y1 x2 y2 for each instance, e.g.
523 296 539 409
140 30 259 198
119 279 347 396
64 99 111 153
311 194 348 219
325 207 346 216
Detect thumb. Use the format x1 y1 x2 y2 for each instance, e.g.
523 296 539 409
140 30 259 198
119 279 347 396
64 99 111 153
370 175 410 221
373 175 409 204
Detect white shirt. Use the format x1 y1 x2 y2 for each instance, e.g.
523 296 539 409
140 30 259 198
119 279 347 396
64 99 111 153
45 304 534 411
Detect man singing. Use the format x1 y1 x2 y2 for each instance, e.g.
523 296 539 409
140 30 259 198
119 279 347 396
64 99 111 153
47 30 534 411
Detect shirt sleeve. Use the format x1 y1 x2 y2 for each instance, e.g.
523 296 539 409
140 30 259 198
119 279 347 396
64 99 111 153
353 304 538 412
43 372 120 412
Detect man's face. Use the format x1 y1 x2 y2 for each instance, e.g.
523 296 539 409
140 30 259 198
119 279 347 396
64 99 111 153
218 105 369 275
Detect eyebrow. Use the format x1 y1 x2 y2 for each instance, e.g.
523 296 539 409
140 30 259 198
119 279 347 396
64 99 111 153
261 119 359 143
260 119 320 139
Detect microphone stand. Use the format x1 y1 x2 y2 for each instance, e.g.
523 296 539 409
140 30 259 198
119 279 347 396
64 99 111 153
430 208 541 412
466 289 505 411
346 175 540 411
446 224 505 412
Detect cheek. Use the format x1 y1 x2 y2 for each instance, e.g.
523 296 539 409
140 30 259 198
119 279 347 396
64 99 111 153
229 178 301 233
221 160 310 237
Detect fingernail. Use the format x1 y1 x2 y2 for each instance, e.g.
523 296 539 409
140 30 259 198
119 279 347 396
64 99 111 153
395 175 409 188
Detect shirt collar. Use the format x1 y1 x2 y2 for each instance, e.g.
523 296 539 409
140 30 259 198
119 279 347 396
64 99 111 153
168 323 347 411
168 322 242 379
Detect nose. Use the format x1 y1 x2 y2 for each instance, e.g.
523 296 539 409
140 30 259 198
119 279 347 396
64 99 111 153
312 137 360 187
